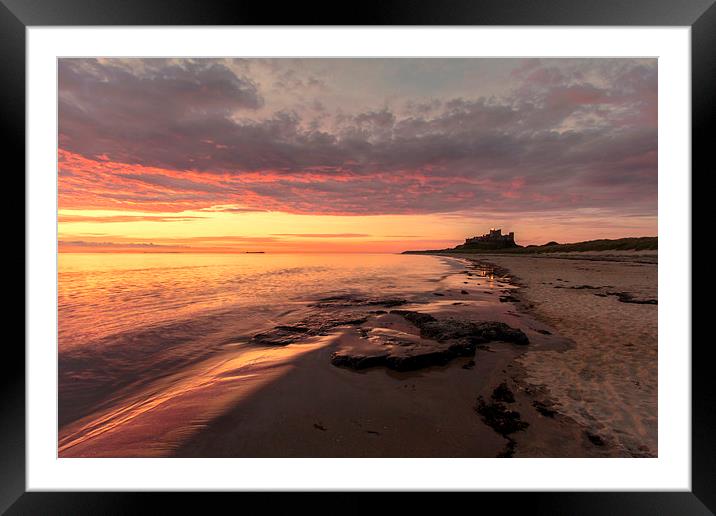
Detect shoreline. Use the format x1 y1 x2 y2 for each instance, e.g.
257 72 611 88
59 252 655 458
451 252 658 457
168 255 630 458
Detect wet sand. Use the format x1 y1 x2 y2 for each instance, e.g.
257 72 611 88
169 260 623 458
460 252 658 457
59 253 655 458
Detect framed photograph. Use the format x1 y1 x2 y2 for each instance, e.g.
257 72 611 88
7 0 713 512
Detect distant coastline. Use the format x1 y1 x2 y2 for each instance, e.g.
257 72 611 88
403 236 658 255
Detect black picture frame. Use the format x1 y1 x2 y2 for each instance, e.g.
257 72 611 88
5 0 712 512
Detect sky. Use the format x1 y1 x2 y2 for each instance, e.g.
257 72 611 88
58 58 657 253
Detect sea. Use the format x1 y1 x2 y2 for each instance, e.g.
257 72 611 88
58 253 464 431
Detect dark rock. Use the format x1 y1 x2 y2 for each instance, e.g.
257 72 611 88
448 340 477 356
535 329 552 335
390 310 437 327
251 316 368 346
390 310 529 346
385 350 454 371
330 352 389 369
608 291 657 305
532 400 557 418
433 292 445 296
275 325 310 333
313 423 327 431
311 296 408 308
497 438 517 458
249 328 304 346
331 317 369 327
586 431 606 446
461 290 469 294
474 322 529 345
491 382 515 403
375 299 409 307
462 359 476 370
499 294 520 303
332 312 529 372
475 396 529 436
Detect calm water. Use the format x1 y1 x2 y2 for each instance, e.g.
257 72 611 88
58 253 460 352
58 253 467 433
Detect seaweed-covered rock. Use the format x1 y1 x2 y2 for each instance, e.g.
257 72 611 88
250 316 368 346
585 430 606 446
311 295 408 308
250 327 307 346
388 310 438 328
331 311 529 372
475 396 529 436
390 310 529 346
474 322 529 345
385 350 454 371
607 291 657 305
330 352 389 369
491 382 515 403
532 400 557 418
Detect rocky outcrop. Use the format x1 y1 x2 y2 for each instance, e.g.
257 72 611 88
249 296 414 347
389 310 529 346
605 291 657 305
330 311 529 372
475 396 528 436
331 348 456 372
475 387 529 457
310 295 408 308
249 317 368 346
491 382 515 403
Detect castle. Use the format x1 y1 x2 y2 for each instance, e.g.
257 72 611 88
464 228 515 245
456 228 518 250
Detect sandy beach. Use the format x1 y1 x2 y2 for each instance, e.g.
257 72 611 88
173 253 657 458
58 252 656 458
464 252 658 457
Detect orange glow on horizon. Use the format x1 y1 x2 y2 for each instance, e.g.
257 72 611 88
58 205 657 254
58 152 657 254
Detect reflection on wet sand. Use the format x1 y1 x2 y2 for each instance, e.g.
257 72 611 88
59 253 654 458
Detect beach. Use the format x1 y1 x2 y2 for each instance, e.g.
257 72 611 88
58 251 656 458
466 252 658 457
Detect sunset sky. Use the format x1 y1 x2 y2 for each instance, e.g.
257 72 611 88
58 58 657 253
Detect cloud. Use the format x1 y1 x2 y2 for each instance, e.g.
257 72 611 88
59 58 263 168
58 240 174 248
58 214 206 223
199 205 269 213
271 233 371 238
58 58 657 218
